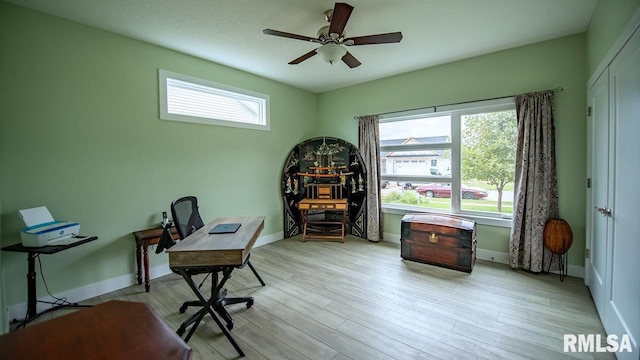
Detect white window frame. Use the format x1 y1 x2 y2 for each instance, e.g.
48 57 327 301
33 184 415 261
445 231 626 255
158 69 270 131
379 97 515 227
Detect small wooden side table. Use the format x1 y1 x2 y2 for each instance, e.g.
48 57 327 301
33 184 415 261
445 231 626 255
298 198 348 242
132 227 179 292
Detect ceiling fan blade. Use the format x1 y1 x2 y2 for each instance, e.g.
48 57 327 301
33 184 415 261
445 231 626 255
263 29 316 42
288 49 317 65
329 3 354 36
347 32 403 45
342 51 361 68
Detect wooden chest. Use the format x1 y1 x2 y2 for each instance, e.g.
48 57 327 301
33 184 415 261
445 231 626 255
400 213 477 273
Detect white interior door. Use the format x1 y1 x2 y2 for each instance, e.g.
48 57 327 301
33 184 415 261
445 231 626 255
586 69 611 317
606 27 640 359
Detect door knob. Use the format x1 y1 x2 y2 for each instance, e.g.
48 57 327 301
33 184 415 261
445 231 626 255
595 207 612 217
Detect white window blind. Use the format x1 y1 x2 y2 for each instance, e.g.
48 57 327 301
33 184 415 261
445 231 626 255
159 69 269 130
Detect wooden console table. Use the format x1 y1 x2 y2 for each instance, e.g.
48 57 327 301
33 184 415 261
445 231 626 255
0 300 191 360
132 227 179 292
168 216 264 356
299 198 348 242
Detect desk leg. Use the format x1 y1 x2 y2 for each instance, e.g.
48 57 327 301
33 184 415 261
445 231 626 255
26 252 38 321
176 268 245 357
341 209 346 243
135 243 143 285
143 245 151 292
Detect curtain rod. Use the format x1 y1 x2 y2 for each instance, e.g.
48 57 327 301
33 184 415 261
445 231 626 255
354 87 564 119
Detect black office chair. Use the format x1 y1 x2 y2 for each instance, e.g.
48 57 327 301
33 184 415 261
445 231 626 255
170 196 264 332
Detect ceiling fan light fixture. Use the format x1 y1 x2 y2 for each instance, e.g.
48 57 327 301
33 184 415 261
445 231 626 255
316 43 347 65
264 2 402 68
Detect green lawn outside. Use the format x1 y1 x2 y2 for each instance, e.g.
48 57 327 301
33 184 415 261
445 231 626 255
464 179 515 192
382 190 513 214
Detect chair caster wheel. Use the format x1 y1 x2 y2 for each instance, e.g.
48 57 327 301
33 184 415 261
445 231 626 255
226 322 234 330
177 327 185 336
179 305 187 313
246 300 254 309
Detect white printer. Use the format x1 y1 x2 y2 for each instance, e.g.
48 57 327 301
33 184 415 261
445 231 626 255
19 206 80 247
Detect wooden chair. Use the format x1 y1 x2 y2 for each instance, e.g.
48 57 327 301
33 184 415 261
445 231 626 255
299 184 348 242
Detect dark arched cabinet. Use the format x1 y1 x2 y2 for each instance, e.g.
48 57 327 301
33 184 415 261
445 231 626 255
282 137 367 239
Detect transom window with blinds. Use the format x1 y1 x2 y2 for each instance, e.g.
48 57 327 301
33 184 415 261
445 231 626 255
159 69 270 131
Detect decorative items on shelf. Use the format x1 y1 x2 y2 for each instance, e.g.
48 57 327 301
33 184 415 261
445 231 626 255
281 137 368 239
298 165 351 178
284 175 300 195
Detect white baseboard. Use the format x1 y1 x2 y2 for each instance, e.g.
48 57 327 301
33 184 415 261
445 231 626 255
476 248 510 264
383 232 401 242
5 232 284 326
254 231 283 248
7 271 138 323
383 232 585 278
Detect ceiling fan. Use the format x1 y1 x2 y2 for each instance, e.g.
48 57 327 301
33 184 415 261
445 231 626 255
263 2 403 68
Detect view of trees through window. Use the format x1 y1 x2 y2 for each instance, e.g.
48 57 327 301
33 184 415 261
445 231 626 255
380 102 516 218
461 110 517 214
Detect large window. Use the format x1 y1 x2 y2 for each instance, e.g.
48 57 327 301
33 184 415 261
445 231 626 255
379 98 516 224
159 69 270 130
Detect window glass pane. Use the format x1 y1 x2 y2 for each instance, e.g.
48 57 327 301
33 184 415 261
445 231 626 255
378 99 515 219
461 109 516 216
380 116 451 141
380 151 451 177
380 115 453 211
381 183 452 211
380 115 452 179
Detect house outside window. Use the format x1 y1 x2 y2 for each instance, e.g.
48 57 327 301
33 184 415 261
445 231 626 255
379 98 516 226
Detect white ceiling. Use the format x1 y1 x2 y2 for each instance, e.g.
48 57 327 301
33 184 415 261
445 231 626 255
6 0 597 93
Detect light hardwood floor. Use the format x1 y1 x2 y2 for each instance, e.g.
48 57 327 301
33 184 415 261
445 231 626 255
47 236 613 359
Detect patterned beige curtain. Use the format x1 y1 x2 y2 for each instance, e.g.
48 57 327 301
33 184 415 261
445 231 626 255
357 115 382 242
509 90 559 272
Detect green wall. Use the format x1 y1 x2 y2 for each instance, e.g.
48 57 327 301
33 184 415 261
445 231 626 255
2 0 639 333
317 34 588 267
586 0 640 74
0 2 316 312
0 195 4 332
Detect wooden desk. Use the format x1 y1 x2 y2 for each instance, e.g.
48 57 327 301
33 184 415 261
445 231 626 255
167 216 265 357
0 300 191 360
298 198 348 242
132 227 179 292
1 236 98 325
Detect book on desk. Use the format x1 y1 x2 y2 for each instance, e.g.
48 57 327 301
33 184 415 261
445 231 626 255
209 223 241 234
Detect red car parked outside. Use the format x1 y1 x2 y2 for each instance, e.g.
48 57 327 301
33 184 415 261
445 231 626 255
416 183 488 200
